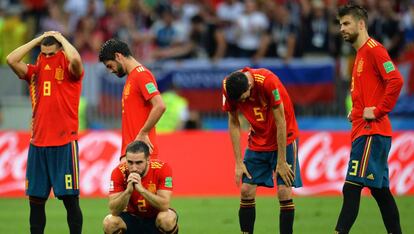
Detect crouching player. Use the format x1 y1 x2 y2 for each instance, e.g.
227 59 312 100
103 141 178 234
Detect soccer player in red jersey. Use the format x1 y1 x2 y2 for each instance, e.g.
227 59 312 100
335 4 403 234
223 67 302 234
99 39 166 161
7 31 83 234
103 141 178 234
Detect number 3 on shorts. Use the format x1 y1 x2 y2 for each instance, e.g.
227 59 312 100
349 160 359 176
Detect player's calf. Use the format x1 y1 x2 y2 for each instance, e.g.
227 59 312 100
156 209 179 234
29 196 47 234
103 214 127 234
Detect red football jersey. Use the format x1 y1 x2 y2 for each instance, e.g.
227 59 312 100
121 65 160 157
22 50 83 146
109 160 173 218
222 67 299 151
349 38 403 141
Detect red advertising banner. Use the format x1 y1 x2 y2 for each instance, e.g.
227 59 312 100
0 131 413 197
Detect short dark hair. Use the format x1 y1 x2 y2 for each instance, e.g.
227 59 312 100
125 141 150 158
337 3 368 26
99 39 132 62
41 36 62 48
225 71 249 101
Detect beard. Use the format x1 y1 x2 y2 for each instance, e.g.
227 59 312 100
342 31 358 44
115 62 126 78
138 163 148 177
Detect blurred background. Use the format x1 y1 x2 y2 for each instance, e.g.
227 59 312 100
0 0 413 233
0 0 413 131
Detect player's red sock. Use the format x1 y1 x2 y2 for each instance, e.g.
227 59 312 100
239 199 255 234
279 199 294 234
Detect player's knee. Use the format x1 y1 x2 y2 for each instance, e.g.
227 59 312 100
103 214 126 234
240 184 256 199
369 187 391 199
342 182 362 196
156 210 177 232
29 196 47 205
277 185 292 201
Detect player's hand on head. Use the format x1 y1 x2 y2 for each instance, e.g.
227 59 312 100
276 162 294 187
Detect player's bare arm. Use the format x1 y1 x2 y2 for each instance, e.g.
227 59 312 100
272 103 294 187
6 34 46 78
228 111 252 187
108 175 136 215
134 174 172 211
135 94 166 152
47 31 84 77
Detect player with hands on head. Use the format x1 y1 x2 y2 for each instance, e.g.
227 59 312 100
222 67 302 234
6 31 84 234
103 141 178 234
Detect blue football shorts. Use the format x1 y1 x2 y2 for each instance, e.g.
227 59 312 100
242 139 302 188
345 135 391 188
26 141 80 198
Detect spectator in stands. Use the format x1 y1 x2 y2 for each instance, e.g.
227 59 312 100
216 0 244 57
0 6 28 65
401 1 414 45
21 0 48 35
256 3 298 62
113 11 139 46
149 5 190 60
300 0 334 57
64 0 105 34
368 0 402 59
187 13 226 61
73 15 104 63
234 0 268 58
39 2 69 37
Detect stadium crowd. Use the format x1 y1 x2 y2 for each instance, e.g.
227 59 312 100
0 0 413 65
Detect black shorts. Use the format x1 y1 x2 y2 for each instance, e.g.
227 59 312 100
119 212 159 234
119 209 178 234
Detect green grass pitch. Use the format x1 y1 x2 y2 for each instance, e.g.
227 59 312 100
0 196 412 233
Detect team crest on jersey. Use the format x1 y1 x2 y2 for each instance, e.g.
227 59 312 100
357 59 364 76
55 67 64 83
124 82 131 98
148 183 157 193
44 64 51 70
